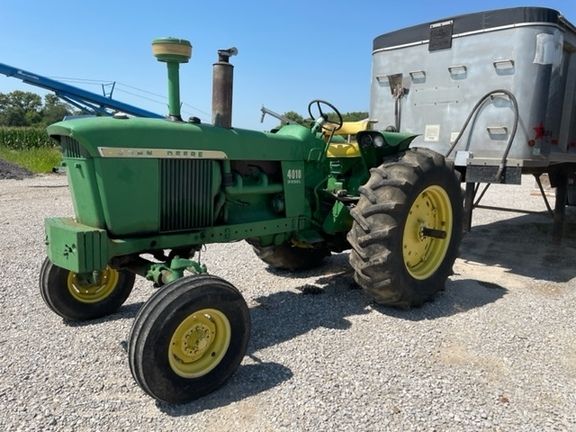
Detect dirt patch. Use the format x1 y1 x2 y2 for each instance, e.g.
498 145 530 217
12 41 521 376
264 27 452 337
0 158 34 180
529 281 565 298
453 259 527 291
438 342 506 381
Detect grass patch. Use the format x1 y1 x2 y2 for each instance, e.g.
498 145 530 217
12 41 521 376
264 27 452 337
0 145 62 173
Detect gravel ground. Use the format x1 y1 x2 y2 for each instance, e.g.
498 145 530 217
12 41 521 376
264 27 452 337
1 174 575 431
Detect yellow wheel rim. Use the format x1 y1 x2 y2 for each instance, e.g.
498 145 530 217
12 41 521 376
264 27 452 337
402 185 453 280
66 267 119 303
168 308 231 378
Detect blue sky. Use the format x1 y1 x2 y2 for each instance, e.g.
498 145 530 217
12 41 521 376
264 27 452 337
1 0 575 130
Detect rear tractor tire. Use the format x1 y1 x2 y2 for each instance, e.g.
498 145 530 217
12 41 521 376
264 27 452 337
39 257 135 321
250 241 330 271
348 148 463 308
128 274 250 404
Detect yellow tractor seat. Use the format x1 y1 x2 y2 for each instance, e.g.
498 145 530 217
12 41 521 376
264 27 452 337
334 119 371 136
326 119 371 158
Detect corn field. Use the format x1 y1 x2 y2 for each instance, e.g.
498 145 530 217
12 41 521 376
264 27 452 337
0 127 55 150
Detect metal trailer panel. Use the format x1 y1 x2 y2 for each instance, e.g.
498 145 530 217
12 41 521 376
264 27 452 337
370 7 576 171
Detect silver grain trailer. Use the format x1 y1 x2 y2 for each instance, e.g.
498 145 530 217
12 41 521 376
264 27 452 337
370 7 576 235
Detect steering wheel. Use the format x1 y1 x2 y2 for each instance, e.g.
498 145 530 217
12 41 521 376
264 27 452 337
307 99 343 132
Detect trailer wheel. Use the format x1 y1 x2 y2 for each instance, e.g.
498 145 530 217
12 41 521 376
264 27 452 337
128 274 250 404
348 148 462 308
39 257 135 320
250 241 330 271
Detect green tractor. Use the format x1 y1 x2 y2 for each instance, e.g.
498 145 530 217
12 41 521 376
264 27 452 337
40 38 462 404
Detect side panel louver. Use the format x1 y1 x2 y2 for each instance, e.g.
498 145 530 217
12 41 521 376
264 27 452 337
160 159 213 232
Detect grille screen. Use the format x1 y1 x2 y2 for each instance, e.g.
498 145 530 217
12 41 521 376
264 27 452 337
160 159 214 232
61 136 84 158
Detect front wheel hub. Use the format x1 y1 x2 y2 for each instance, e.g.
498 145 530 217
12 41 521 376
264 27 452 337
168 308 231 378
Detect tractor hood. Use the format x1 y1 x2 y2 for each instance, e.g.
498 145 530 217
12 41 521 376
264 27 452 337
47 116 324 238
48 116 321 161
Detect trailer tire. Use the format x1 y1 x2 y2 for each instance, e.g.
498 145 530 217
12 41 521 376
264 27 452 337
128 275 250 404
39 257 135 321
250 242 330 271
348 148 462 308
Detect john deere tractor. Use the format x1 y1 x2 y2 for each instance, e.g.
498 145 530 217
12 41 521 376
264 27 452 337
40 38 462 404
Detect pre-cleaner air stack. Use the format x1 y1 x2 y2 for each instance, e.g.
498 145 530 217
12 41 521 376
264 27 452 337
152 37 192 121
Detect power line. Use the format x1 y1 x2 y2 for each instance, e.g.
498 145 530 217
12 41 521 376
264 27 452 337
48 75 211 118
49 76 113 84
116 82 210 117
113 88 169 106
112 88 208 121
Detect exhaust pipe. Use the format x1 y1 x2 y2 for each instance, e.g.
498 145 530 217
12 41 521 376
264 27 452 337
152 37 192 121
212 47 237 128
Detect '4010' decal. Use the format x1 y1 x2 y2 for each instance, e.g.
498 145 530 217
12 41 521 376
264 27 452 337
286 169 302 184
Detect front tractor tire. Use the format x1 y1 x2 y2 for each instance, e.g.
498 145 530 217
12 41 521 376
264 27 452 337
39 257 135 321
348 148 462 308
128 275 250 404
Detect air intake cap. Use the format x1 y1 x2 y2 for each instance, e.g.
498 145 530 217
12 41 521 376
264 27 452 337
152 38 192 63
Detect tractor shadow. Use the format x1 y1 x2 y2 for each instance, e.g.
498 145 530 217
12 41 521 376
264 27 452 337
163 266 507 414
161 262 369 415
154 250 509 414
157 359 293 416
63 301 145 327
459 211 576 282
372 278 508 321
258 250 507 323
248 263 370 355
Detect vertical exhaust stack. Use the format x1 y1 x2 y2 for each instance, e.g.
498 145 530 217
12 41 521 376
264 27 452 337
212 48 238 128
152 38 192 121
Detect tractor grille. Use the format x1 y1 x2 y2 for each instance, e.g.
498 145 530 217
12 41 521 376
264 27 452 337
60 137 85 158
160 159 214 232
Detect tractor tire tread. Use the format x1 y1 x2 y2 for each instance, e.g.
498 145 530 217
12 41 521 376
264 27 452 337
347 149 463 308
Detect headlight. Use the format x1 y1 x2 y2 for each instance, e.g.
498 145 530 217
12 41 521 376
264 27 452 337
357 131 388 150
373 135 385 148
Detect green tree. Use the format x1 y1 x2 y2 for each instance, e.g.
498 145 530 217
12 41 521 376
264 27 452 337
283 111 305 124
42 94 72 126
282 110 369 127
342 111 369 122
0 91 73 127
0 91 42 126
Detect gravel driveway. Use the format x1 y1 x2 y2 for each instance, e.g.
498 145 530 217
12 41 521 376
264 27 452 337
1 174 575 431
